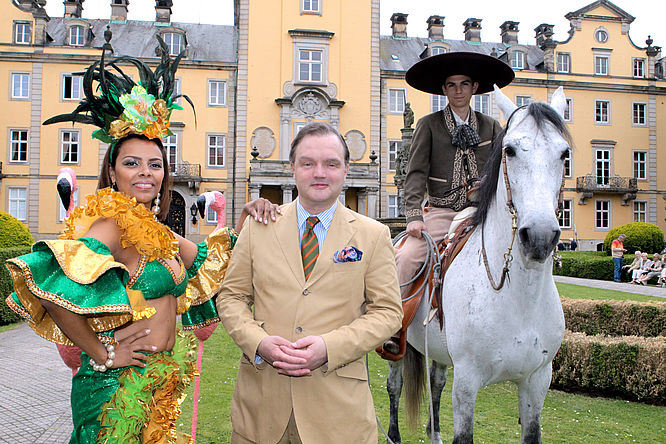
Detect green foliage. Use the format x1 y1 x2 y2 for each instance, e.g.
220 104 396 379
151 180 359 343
603 222 665 255
0 212 33 249
554 251 632 281
0 247 31 325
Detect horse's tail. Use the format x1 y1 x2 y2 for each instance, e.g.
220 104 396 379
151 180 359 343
403 342 425 431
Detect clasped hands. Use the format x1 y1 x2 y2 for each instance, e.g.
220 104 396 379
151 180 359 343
257 335 328 377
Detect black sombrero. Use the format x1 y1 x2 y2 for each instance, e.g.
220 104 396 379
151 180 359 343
406 51 515 95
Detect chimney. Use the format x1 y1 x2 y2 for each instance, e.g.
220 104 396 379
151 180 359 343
155 0 173 24
534 23 554 47
463 18 482 42
427 15 445 40
111 0 129 23
63 0 84 19
390 13 408 39
534 24 556 72
500 21 519 45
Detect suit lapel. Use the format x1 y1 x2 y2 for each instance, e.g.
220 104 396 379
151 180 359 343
273 201 306 286
306 205 356 287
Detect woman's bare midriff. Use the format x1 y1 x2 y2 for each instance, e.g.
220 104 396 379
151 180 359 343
114 295 178 352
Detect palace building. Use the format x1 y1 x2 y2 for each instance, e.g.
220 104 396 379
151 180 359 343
1 0 664 249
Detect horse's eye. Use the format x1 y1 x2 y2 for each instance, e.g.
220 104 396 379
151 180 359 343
504 146 516 157
560 149 570 161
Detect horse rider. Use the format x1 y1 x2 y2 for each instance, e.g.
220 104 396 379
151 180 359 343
380 52 514 358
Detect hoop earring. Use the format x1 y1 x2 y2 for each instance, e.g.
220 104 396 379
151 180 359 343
152 192 161 215
111 182 118 191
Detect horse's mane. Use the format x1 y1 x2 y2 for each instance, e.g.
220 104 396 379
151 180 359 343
473 102 573 227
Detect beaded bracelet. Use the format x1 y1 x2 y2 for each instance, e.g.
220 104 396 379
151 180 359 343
89 343 116 372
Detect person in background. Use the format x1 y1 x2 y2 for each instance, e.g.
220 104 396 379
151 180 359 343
611 234 627 282
630 252 650 284
569 237 578 251
622 250 642 280
638 253 663 285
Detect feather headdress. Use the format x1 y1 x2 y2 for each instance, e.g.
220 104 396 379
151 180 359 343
43 36 195 149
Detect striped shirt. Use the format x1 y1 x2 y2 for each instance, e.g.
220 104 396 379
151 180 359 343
296 198 338 248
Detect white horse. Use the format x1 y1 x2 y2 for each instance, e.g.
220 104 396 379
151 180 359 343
386 87 571 444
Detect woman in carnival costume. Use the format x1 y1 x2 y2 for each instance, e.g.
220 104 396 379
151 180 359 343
4 38 275 443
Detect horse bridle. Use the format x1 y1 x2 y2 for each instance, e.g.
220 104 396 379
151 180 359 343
481 145 566 291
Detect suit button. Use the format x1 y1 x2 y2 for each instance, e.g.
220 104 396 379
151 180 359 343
296 327 303 333
302 289 310 295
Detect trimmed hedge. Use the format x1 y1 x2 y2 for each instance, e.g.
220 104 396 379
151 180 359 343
554 251 632 281
552 331 666 405
0 246 31 325
0 211 33 248
562 298 666 337
603 222 664 256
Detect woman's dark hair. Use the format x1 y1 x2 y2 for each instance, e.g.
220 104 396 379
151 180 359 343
98 134 172 221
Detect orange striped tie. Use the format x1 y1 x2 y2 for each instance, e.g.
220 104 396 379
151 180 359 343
301 216 320 280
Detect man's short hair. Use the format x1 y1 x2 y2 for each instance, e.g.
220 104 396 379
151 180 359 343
289 122 350 165
619 234 626 239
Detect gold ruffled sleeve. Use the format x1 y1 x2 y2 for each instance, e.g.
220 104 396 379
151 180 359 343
187 227 235 305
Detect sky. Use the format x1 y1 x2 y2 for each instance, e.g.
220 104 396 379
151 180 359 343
44 0 665 49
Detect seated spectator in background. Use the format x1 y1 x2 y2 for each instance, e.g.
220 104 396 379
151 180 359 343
631 252 650 284
658 254 666 287
557 241 565 251
639 253 663 285
623 250 642 276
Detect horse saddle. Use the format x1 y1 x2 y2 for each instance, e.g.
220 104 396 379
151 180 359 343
376 217 476 361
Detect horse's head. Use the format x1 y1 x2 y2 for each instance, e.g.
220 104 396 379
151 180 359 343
492 86 572 263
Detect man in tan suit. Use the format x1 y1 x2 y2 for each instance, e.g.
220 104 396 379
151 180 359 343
217 122 403 444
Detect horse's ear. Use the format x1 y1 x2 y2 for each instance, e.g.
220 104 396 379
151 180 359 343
493 84 517 120
550 86 567 118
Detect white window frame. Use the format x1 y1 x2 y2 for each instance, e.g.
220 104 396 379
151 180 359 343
557 52 571 73
595 28 609 44
14 22 31 45
388 194 398 218
594 54 609 76
9 129 28 163
297 48 323 83
430 46 447 56
208 80 227 106
8 187 27 221
173 77 181 105
595 149 611 186
633 58 645 78
564 97 573 123
62 74 82 101
563 148 572 178
595 199 610 230
558 199 572 229
473 94 490 115
389 88 406 113
515 95 532 107
388 140 401 172
69 25 85 46
633 200 647 223
206 203 219 224
633 150 647 180
60 130 80 164
207 134 225 167
163 32 182 57
632 102 646 126
594 100 611 124
510 51 525 70
163 133 178 170
11 73 30 99
301 0 321 14
59 188 80 221
431 94 447 113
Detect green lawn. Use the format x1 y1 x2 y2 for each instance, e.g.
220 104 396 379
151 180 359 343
0 321 21 333
555 282 665 302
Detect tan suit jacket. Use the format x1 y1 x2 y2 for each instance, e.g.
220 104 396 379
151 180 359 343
217 201 402 444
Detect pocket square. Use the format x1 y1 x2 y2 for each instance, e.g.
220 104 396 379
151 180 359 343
333 246 363 263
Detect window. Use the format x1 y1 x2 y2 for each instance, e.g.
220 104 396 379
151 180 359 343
595 149 610 186
595 100 610 124
59 188 79 221
595 55 609 75
11 73 29 99
388 194 398 218
301 0 321 14
10 129 28 162
633 58 645 78
633 201 647 222
473 94 490 115
510 52 525 70
14 22 31 44
595 200 610 229
208 80 226 106
63 75 82 100
388 140 401 172
294 122 307 135
632 103 646 125
431 94 447 112
61 131 79 163
557 53 571 73
298 49 322 82
564 98 573 122
595 29 609 43
163 33 182 56
431 47 447 56
633 151 647 180
173 77 181 105
163 134 177 168
389 89 406 113
8 187 27 221
563 148 571 177
207 135 225 167
206 204 218 224
515 95 531 107
69 25 85 46
558 199 572 229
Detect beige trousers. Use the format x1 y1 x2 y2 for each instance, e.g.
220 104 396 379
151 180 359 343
230 410 302 444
